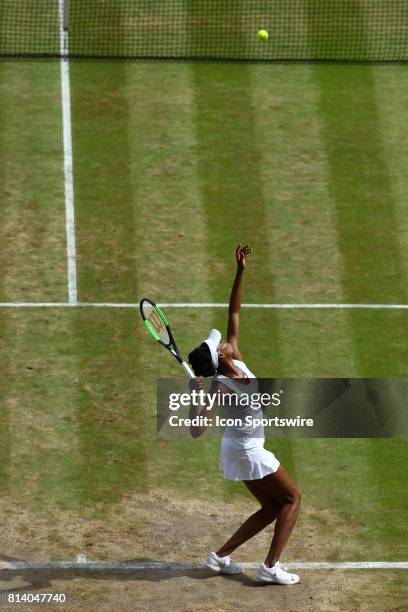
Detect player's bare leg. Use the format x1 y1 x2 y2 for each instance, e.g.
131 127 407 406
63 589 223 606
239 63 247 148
215 485 281 557
256 466 301 567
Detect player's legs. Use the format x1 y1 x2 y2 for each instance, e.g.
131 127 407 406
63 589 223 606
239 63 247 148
255 466 301 566
215 481 281 557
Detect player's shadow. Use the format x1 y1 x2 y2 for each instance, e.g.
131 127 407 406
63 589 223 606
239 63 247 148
0 556 259 591
0 554 53 593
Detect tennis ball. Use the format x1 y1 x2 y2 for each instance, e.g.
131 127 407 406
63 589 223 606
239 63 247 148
257 29 269 40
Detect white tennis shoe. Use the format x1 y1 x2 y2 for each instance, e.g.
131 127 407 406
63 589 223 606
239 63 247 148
205 551 243 575
256 562 300 585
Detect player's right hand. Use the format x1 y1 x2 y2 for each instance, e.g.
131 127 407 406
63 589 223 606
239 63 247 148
189 377 204 392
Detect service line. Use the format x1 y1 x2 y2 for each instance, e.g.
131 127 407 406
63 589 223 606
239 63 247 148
0 303 408 309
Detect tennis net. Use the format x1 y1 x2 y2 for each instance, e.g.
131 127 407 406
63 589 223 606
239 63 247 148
1 0 407 62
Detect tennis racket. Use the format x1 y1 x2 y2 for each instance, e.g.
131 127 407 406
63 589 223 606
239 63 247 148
140 298 194 378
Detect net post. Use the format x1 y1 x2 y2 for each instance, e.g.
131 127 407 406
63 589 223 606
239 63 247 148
63 0 70 31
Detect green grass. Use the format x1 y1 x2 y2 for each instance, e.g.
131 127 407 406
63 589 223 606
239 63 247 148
0 62 66 301
0 59 407 568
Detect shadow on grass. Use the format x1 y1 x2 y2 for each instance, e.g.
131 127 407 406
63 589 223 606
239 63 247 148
0 556 271 591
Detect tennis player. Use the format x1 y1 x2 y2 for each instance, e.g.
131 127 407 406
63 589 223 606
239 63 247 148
188 244 301 585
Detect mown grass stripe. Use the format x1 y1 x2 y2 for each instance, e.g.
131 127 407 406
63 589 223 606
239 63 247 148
250 65 346 305
372 66 408 281
0 63 67 302
249 61 357 381
69 62 147 510
313 65 408 305
69 309 148 510
125 63 211 304
311 62 408 375
366 68 408 558
70 64 138 301
311 46 408 566
0 61 67 517
125 62 219 494
2 311 83 514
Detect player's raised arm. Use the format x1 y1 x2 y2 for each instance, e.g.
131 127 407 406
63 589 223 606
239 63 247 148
227 244 252 361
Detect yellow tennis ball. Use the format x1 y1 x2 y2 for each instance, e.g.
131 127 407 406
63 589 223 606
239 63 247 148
257 29 269 40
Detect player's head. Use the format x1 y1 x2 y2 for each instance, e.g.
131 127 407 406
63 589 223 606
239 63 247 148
188 343 216 377
188 329 221 377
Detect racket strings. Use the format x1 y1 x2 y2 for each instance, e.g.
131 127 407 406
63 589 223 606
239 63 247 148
142 302 171 345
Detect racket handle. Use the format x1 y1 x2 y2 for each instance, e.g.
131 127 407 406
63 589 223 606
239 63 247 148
181 360 195 379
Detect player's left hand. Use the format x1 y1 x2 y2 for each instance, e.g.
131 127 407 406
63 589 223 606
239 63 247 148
236 243 252 270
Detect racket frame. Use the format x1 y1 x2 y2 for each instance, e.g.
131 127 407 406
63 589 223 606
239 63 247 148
140 298 194 378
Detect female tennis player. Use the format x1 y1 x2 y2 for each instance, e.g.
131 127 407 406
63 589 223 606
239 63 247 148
188 244 301 585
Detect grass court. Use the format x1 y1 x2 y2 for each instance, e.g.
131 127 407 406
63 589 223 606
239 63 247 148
0 50 407 609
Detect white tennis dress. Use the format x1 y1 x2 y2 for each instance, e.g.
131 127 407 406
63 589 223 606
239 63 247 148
215 359 280 481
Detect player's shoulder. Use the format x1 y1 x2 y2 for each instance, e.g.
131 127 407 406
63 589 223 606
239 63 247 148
233 359 256 378
232 358 249 371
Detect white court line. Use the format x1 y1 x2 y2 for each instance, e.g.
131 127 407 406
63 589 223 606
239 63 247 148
0 561 406 571
157 303 408 310
1 303 408 309
59 0 77 305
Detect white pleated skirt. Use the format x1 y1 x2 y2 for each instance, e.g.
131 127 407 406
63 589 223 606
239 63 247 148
219 436 280 481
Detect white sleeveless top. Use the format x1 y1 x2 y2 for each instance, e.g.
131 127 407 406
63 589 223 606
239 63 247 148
214 359 281 480
213 359 264 440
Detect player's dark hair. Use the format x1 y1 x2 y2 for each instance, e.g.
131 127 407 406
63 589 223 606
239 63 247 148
188 343 216 377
